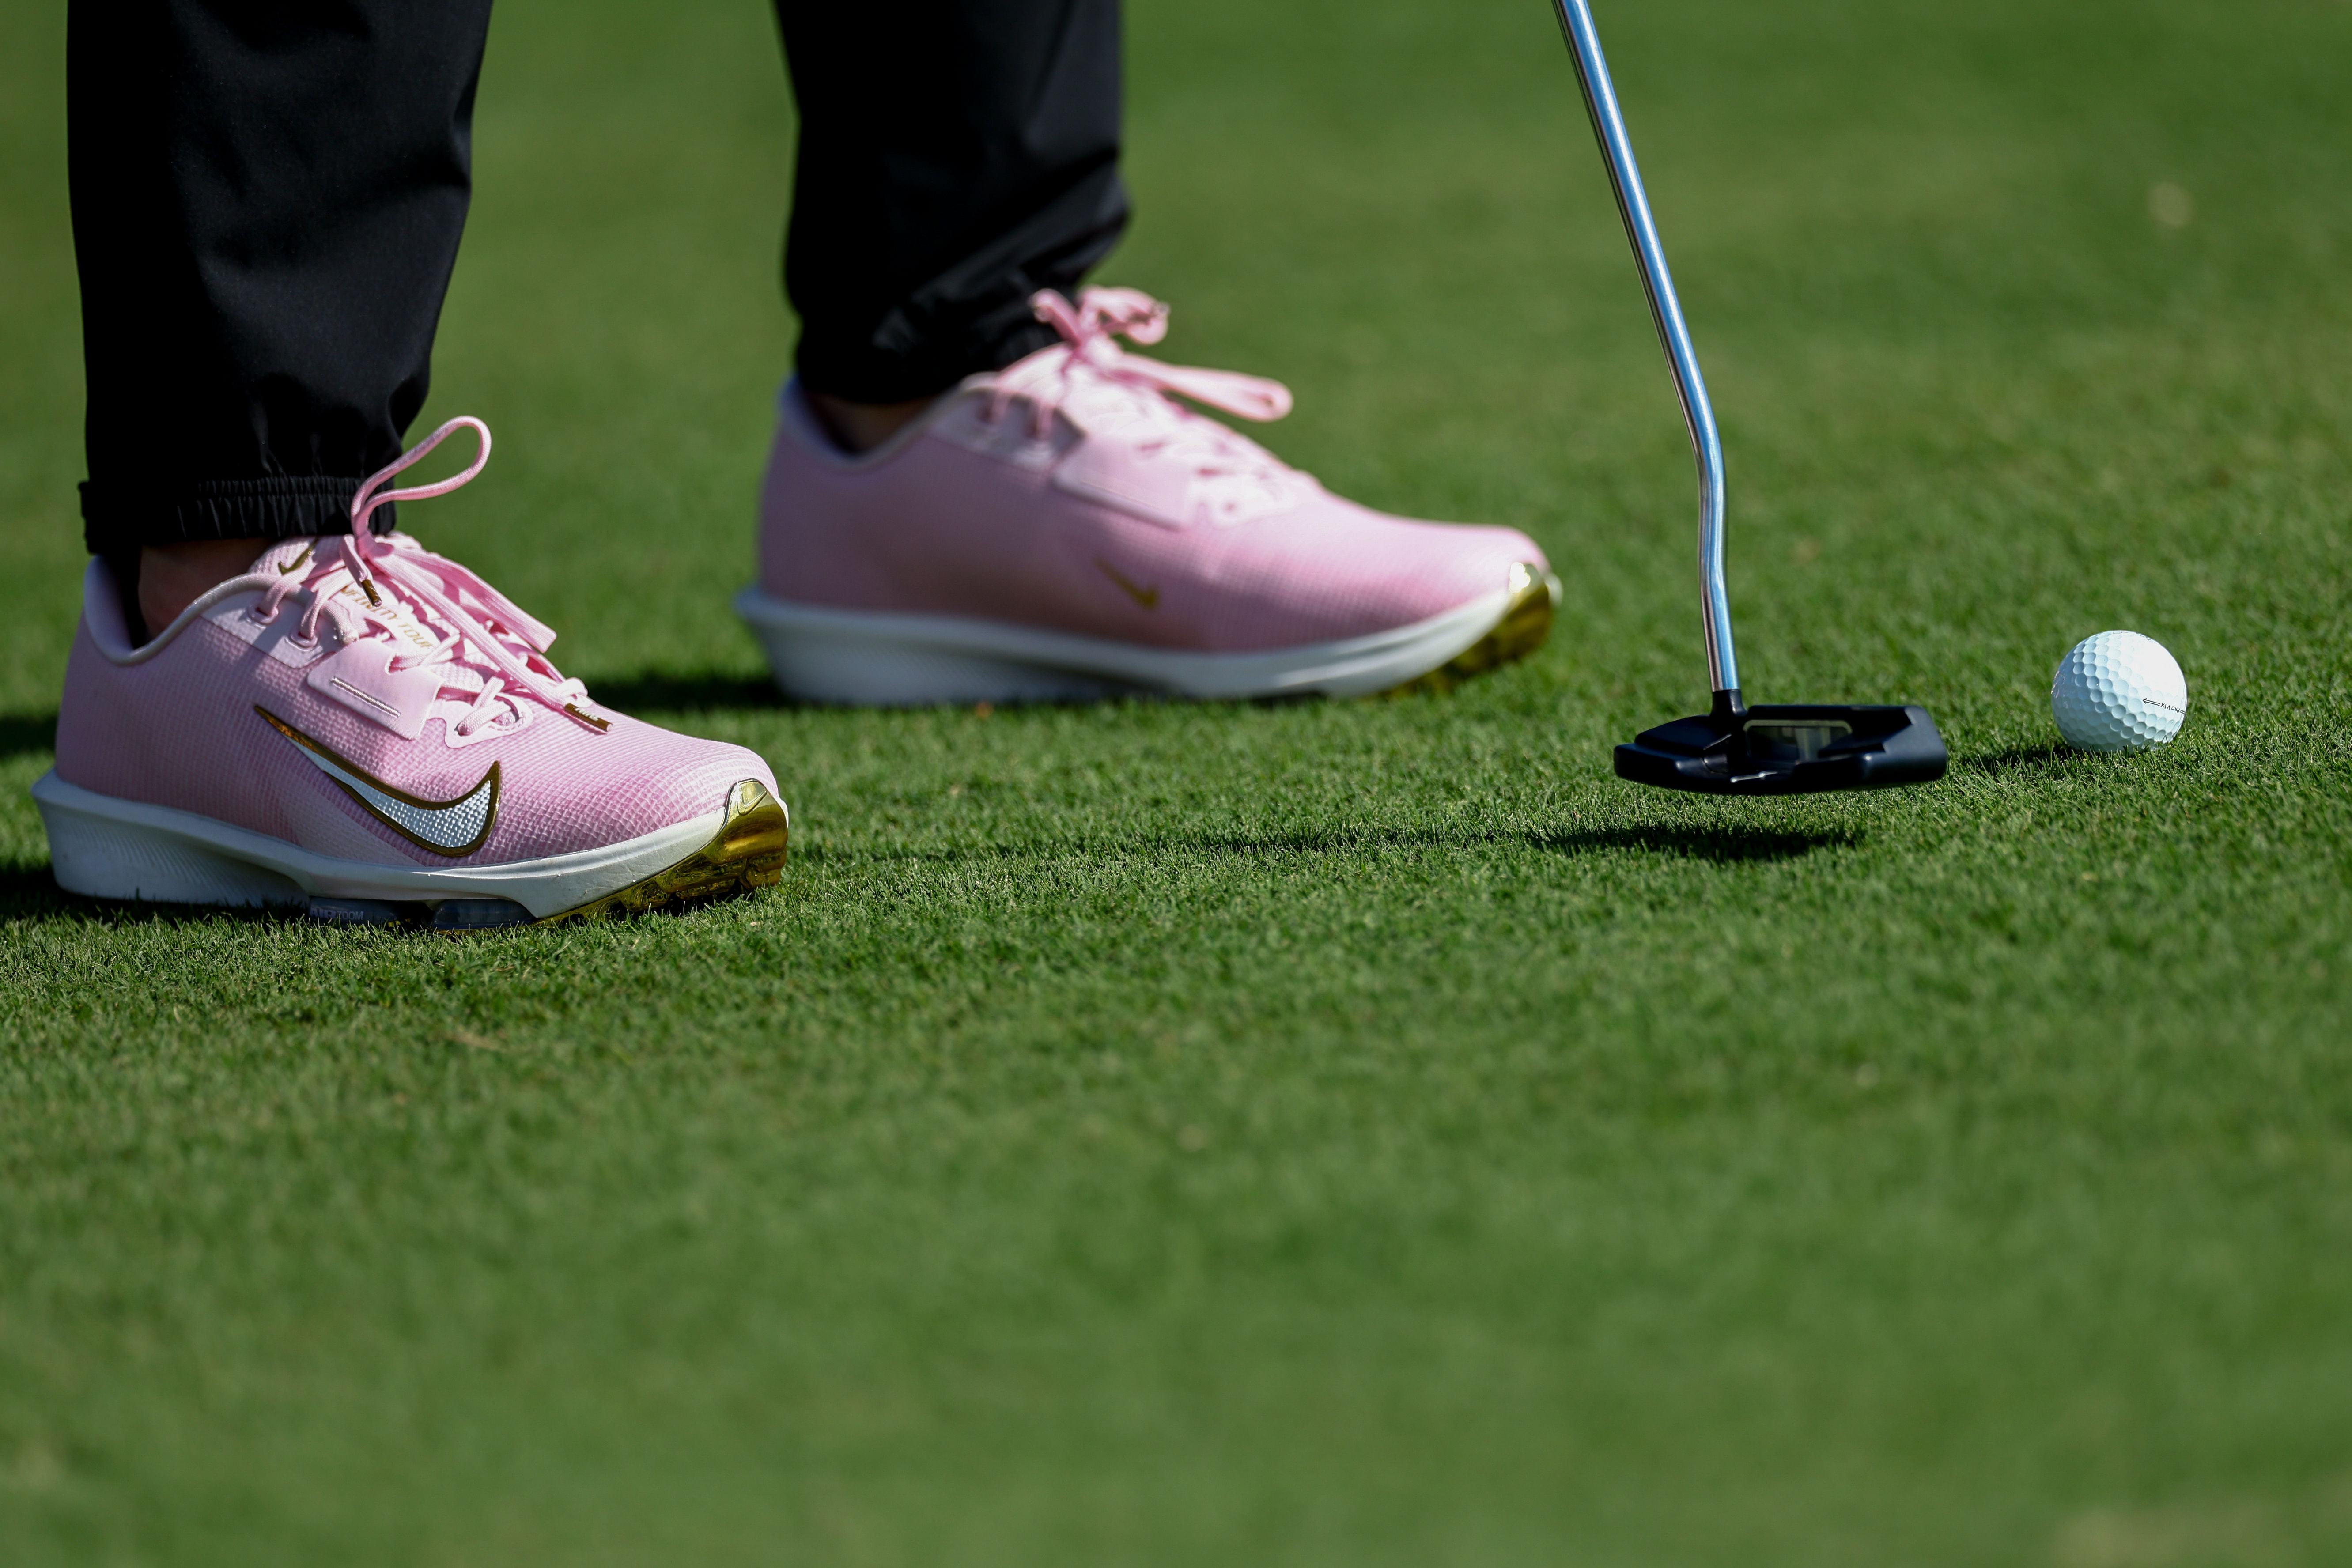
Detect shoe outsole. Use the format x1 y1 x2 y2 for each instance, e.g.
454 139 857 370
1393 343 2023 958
737 562 1561 706
537 779 788 926
1380 563 1560 696
32 773 789 930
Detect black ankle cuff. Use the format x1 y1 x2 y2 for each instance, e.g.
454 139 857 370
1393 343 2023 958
80 476 396 555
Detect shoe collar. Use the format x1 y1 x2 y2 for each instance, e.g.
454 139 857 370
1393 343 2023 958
775 288 1296 470
79 552 278 668
775 378 964 470
81 420 610 737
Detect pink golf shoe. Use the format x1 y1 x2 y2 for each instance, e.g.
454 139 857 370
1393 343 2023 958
34 419 788 928
738 288 1559 704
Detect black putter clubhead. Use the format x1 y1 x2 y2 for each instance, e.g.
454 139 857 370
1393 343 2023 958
1552 0 1951 800
1615 691 1948 795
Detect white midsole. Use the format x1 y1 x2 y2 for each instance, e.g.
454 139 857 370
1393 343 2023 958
31 771 724 918
733 583 1516 705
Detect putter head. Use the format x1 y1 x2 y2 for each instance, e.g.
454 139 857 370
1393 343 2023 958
1615 690 1947 795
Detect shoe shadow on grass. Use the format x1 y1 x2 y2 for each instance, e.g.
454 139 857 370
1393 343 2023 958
0 866 69 920
0 711 57 762
0 864 299 929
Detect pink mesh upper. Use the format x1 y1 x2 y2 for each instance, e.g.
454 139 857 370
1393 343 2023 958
57 556 777 870
759 289 1547 653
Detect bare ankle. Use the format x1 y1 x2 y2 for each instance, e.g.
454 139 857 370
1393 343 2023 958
806 391 936 455
137 537 271 636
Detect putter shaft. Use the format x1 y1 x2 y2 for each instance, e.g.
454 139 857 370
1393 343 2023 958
1550 0 1738 701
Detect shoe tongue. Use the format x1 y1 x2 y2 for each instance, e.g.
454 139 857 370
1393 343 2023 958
342 576 447 661
255 535 447 661
1059 359 1186 433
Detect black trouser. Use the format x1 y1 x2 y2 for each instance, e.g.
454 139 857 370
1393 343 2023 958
71 0 1128 556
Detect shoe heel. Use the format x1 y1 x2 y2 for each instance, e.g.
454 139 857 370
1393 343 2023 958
33 773 305 908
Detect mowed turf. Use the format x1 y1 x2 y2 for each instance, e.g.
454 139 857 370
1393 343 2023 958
4 0 2351 1561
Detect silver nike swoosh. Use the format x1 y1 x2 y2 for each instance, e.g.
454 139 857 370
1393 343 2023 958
256 707 500 857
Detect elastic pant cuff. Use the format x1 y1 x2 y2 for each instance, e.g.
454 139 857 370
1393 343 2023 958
80 477 395 555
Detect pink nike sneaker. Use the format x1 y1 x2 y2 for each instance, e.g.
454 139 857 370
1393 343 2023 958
737 288 1559 704
34 419 788 929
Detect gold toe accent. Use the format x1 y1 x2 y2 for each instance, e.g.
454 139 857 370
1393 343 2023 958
539 778 789 925
1382 561 1561 696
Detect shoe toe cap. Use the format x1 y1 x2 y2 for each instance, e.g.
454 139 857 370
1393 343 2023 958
1221 505 1550 646
484 720 781 863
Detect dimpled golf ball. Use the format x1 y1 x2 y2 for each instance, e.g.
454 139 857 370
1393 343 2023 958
2050 630 2187 752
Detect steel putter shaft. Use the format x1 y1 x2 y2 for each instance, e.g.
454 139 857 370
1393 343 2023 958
1548 0 1947 795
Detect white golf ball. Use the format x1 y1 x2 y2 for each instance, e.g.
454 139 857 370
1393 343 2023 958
2050 630 2187 752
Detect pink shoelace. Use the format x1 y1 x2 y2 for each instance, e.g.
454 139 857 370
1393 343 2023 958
987 289 1314 525
250 417 609 737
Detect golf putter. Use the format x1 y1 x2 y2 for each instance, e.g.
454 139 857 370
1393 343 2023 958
1550 0 1947 794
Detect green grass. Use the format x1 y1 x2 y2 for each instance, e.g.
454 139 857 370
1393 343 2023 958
4 0 2352 1561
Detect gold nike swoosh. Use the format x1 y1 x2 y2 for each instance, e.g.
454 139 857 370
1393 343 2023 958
256 707 500 857
1095 558 1161 610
